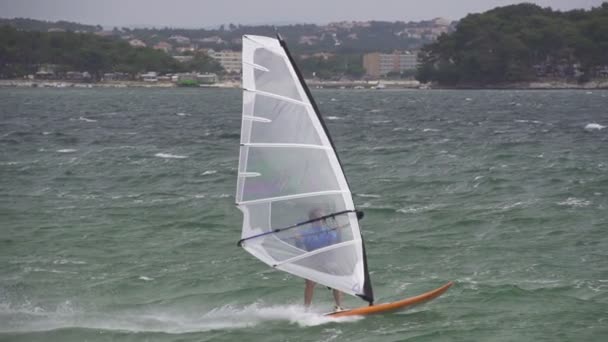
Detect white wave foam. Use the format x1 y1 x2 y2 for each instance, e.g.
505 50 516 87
202 170 217 175
584 123 605 131
471 198 538 211
372 120 391 124
397 204 439 214
326 116 341 120
78 116 97 122
56 149 77 153
138 276 153 281
356 194 381 198
197 303 360 329
359 202 372 208
22 267 78 275
499 201 526 210
52 259 86 265
422 128 440 132
176 112 190 116
557 197 591 208
0 302 360 334
515 119 542 124
154 153 188 159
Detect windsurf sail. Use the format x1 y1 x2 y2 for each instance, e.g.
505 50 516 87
236 35 373 304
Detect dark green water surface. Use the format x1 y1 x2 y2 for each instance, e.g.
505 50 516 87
1 88 607 341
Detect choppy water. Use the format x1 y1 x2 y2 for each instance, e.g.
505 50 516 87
1 88 607 341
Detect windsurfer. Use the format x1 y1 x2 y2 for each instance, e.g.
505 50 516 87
297 208 344 311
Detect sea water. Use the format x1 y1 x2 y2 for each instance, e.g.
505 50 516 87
1 88 607 341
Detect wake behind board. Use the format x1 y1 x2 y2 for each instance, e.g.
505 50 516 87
326 282 453 317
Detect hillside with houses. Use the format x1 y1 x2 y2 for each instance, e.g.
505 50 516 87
0 17 455 54
0 17 454 85
2 3 607 89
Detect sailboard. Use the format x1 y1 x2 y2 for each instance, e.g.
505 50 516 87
326 281 453 317
236 34 450 315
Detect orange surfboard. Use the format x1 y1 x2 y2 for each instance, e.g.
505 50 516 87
326 281 453 317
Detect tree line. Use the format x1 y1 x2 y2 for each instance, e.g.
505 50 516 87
1 17 446 54
416 3 608 86
0 17 100 33
0 26 222 80
296 54 365 80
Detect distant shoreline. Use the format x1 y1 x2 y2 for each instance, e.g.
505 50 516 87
431 80 608 90
1 79 607 90
0 79 239 89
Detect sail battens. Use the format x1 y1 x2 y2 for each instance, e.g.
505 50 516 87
243 88 311 107
243 115 272 123
237 190 348 205
239 172 261 177
273 240 359 267
243 61 270 72
241 143 329 150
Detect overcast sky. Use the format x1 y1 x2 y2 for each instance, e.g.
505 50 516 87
0 0 603 28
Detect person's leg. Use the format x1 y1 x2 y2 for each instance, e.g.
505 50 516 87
332 289 343 309
304 280 316 307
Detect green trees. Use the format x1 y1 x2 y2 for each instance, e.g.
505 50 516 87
0 18 99 33
296 54 364 80
183 52 223 74
416 3 608 86
0 26 186 79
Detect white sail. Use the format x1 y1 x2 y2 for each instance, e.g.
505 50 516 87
236 35 373 302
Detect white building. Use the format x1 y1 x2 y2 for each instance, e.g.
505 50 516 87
141 72 158 82
199 36 224 44
363 51 419 77
129 39 146 48
209 50 242 73
153 42 172 53
173 55 194 63
169 35 191 44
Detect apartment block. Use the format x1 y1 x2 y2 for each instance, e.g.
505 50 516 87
209 50 242 73
363 52 419 77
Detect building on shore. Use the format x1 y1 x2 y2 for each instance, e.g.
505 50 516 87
65 71 91 81
208 50 242 73
363 51 419 77
35 65 57 79
129 39 147 48
173 55 194 63
198 36 225 44
103 72 130 81
141 72 158 82
176 46 197 54
197 73 218 84
153 42 173 53
168 35 191 44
